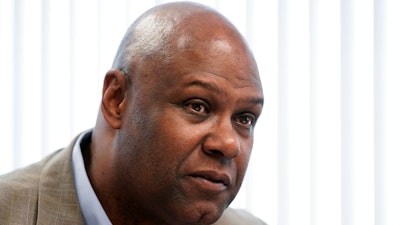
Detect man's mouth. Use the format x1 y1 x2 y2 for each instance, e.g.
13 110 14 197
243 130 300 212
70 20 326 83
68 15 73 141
188 170 231 192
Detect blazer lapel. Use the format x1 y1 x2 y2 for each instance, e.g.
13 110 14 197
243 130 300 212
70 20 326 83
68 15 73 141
36 135 84 224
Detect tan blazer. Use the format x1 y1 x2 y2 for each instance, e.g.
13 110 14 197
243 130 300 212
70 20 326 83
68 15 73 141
0 134 266 225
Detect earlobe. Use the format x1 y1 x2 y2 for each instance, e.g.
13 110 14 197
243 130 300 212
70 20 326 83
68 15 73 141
101 69 127 129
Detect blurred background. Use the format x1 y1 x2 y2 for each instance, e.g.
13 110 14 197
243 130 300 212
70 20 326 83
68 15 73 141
1 0 400 224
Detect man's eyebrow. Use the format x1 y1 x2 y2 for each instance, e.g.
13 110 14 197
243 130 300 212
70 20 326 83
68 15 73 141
184 79 264 106
247 96 264 106
183 80 226 95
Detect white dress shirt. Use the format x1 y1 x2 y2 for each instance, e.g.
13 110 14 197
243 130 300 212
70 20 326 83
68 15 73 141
72 131 112 225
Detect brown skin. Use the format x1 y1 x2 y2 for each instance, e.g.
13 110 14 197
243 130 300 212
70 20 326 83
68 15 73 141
85 2 263 225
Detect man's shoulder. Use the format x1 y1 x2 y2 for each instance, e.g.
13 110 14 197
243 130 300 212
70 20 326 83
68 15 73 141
0 154 48 190
213 207 267 225
0 161 41 203
0 149 62 189
0 153 50 224
0 149 66 224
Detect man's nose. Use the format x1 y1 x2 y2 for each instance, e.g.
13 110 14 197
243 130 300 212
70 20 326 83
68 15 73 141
202 119 240 159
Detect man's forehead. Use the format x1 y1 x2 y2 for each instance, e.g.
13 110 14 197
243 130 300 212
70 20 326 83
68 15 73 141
125 3 261 96
155 37 261 91
210 40 233 53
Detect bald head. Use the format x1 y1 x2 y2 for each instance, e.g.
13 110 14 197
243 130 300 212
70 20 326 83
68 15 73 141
112 2 255 77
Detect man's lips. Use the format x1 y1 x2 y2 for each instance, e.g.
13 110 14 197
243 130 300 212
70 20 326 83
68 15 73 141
188 170 232 191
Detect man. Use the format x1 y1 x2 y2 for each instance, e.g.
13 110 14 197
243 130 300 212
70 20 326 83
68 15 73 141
0 2 265 225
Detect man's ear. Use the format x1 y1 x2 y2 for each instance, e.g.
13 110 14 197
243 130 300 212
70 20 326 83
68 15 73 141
101 69 127 129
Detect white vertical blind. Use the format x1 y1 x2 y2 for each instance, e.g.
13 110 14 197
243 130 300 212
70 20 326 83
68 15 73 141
351 1 375 225
1 0 400 224
0 0 15 172
278 0 311 224
375 1 400 225
310 0 341 225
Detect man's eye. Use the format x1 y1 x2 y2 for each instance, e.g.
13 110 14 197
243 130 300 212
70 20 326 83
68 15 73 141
184 100 209 115
234 113 256 128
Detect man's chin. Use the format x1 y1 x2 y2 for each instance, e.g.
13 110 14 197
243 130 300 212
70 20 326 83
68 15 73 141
169 203 226 225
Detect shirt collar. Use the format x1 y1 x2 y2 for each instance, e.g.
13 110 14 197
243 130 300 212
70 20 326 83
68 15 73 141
72 130 112 225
